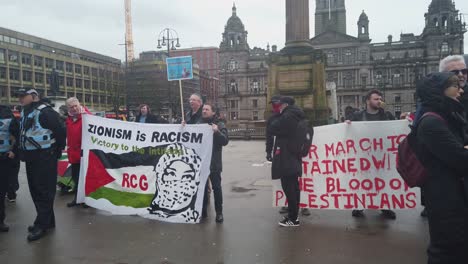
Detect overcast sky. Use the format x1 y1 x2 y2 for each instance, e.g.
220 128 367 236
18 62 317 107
0 0 467 61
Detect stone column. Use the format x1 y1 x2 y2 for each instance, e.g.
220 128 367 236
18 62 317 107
285 0 313 48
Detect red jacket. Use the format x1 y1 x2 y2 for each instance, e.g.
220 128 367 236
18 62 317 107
66 108 91 164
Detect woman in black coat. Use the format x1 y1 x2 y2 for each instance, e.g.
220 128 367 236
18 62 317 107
135 104 168 124
415 72 468 263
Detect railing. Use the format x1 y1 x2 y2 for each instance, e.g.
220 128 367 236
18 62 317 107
227 127 266 140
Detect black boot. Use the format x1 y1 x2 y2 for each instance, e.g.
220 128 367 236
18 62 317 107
215 213 224 223
27 227 47 242
0 222 9 232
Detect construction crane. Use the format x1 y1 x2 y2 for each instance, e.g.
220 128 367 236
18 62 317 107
125 0 135 62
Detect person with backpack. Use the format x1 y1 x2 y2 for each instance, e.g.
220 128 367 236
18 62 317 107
347 89 397 220
414 72 468 263
268 96 312 227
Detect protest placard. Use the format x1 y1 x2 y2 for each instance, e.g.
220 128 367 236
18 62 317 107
77 115 213 223
273 120 419 210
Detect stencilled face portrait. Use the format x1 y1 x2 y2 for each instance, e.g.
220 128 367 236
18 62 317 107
148 143 202 222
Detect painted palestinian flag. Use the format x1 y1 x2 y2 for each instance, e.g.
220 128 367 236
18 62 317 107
84 143 204 223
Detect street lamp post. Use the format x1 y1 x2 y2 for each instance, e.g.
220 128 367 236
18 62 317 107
157 28 181 122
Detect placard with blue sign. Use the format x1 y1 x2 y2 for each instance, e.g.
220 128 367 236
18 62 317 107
166 56 193 81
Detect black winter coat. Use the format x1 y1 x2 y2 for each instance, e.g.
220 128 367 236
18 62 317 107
416 73 468 263
267 105 305 179
185 107 203 124
203 118 229 172
265 112 279 155
135 114 168 124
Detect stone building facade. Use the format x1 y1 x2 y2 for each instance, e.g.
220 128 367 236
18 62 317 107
218 4 270 123
311 0 466 119
0 27 123 111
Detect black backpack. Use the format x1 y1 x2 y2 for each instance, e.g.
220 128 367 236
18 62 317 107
291 119 314 157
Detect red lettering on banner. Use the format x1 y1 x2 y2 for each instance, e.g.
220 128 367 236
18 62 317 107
372 154 386 170
122 173 130 188
346 140 357 154
360 158 371 172
349 179 360 191
354 193 366 208
325 143 335 158
323 160 333 175
309 145 319 160
320 194 330 209
359 138 372 151
330 193 341 208
326 178 347 193
390 178 402 190
308 194 318 209
373 138 383 151
361 179 373 191
343 193 354 209
275 191 284 206
387 134 406 152
347 158 358 173
130 174 138 188
333 159 346 174
392 194 405 209
375 178 385 192
367 193 379 209
311 161 322 175
336 142 346 156
380 193 390 208
405 193 417 209
302 161 309 176
302 178 314 193
140 175 148 191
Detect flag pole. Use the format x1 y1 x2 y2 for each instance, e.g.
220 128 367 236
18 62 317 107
179 80 185 123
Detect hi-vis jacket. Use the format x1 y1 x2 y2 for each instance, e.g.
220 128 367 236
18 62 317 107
0 118 13 153
20 104 56 150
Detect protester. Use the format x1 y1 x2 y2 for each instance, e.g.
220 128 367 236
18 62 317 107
347 89 397 220
185 93 204 124
16 88 66 241
65 97 91 208
201 103 229 223
268 96 307 227
135 104 168 124
266 95 311 217
0 105 20 232
415 72 468 263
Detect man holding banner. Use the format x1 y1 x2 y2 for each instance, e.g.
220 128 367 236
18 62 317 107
348 89 397 220
185 93 204 125
201 103 229 223
268 96 306 227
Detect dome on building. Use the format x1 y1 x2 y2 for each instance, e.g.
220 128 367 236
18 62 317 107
225 4 245 32
359 10 368 21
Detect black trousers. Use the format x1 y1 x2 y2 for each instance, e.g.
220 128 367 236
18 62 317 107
25 155 57 229
281 174 300 221
7 158 20 196
0 157 17 223
203 171 223 214
71 163 81 199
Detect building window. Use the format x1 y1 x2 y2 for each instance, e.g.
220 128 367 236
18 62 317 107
228 59 238 71
92 68 98 77
344 50 352 64
361 75 367 86
35 73 44 83
66 77 73 87
229 80 238 94
251 79 260 94
252 99 258 108
66 63 73 73
23 71 32 82
9 52 18 63
46 74 51 85
76 79 82 88
56 61 64 71
45 58 54 69
84 80 90 89
0 67 6 79
21 54 32 66
252 111 259 120
393 71 402 86
9 69 20 81
361 51 367 62
229 100 238 109
34 56 43 67
75 65 82 74
327 52 335 64
229 112 238 120
84 66 90 75
0 49 5 64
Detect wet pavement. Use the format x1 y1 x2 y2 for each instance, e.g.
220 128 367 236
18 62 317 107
1 141 428 264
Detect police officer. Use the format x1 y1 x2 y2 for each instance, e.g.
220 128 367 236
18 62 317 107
0 105 20 232
16 88 66 241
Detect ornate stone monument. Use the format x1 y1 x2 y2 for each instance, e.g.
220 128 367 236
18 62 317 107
268 0 328 125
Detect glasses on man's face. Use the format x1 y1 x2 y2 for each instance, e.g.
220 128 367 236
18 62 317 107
450 68 468 75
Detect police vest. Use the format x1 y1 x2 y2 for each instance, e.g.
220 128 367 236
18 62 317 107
20 104 56 150
0 118 13 153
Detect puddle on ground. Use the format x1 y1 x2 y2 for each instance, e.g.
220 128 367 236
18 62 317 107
231 186 258 193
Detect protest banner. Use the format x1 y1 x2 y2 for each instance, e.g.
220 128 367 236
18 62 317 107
272 120 419 210
77 115 213 224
